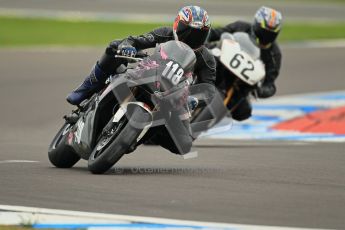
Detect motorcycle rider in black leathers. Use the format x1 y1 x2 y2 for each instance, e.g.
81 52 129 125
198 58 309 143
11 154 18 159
208 6 283 121
66 6 216 154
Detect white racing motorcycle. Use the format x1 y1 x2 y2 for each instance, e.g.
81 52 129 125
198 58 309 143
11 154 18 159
210 32 266 123
191 32 266 132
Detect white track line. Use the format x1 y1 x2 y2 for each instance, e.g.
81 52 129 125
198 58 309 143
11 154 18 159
0 160 39 164
0 205 333 230
283 40 345 49
1 40 345 53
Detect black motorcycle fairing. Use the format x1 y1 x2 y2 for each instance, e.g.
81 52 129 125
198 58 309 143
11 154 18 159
68 41 198 160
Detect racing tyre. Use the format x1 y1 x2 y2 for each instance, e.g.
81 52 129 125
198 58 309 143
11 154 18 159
88 106 151 174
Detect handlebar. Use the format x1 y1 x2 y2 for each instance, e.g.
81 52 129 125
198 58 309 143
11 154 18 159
114 55 144 62
114 51 148 62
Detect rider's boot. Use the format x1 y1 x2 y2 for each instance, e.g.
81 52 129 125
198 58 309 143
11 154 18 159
66 63 109 105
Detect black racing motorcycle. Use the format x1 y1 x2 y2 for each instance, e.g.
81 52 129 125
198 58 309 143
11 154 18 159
48 41 196 174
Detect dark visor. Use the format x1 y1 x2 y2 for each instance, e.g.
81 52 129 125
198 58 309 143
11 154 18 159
176 22 210 49
254 24 279 46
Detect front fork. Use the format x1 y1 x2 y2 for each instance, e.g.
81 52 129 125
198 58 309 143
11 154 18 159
112 102 153 143
224 79 255 113
223 78 240 109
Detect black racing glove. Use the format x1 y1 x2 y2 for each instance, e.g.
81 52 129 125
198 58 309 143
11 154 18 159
256 83 276 98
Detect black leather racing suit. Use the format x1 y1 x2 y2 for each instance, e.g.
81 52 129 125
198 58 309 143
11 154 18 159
208 21 282 121
98 27 216 154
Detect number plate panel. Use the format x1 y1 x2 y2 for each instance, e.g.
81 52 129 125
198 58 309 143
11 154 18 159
219 40 265 86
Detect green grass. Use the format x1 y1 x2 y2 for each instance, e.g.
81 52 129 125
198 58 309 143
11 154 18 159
1 16 345 47
0 227 24 230
0 226 78 230
280 23 345 42
0 16 166 47
0 226 35 230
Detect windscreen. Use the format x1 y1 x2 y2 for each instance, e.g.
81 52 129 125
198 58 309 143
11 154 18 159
157 40 196 74
127 40 196 91
232 32 261 60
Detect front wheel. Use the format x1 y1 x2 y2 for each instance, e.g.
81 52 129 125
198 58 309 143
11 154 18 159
48 123 81 168
88 106 151 174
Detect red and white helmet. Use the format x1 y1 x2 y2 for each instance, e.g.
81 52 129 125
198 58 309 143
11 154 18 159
173 6 211 50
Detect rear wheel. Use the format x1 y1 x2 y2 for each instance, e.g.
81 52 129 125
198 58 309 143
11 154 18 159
88 106 151 174
48 123 81 168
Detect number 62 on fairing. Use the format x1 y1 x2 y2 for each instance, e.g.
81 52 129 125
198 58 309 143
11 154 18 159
219 40 265 86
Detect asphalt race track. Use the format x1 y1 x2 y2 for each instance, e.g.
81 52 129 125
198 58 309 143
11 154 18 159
0 45 344 229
